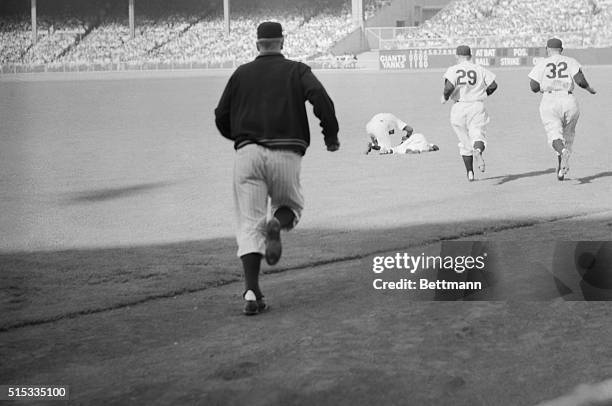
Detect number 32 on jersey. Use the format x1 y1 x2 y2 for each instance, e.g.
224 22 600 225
546 62 568 79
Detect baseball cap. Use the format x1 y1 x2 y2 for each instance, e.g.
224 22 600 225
257 21 283 40
456 45 471 56
546 38 563 49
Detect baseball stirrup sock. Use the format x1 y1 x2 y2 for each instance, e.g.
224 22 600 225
473 141 485 152
241 253 263 299
552 139 565 154
462 155 474 172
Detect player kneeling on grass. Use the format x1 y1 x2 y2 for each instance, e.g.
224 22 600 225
441 45 498 182
528 38 596 181
364 113 439 155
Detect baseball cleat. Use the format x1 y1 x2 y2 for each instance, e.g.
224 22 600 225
243 290 258 315
243 290 268 315
264 217 282 265
474 148 485 172
256 298 267 312
558 148 570 179
467 170 475 182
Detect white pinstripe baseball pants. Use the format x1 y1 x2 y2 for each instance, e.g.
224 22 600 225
538 94 580 152
450 101 489 156
233 144 304 257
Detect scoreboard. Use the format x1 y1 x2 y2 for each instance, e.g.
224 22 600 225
472 47 545 67
379 47 547 70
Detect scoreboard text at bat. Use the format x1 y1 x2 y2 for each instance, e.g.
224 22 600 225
378 48 546 70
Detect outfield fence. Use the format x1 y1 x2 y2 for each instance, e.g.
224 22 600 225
378 46 612 70
0 57 359 74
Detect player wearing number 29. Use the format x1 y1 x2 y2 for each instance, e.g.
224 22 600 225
441 45 498 182
528 38 597 181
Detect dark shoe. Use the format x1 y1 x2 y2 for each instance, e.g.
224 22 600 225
243 290 267 315
256 298 268 313
243 289 258 315
265 218 282 265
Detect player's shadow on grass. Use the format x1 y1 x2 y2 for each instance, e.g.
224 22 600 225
575 171 612 185
65 181 173 203
484 168 556 185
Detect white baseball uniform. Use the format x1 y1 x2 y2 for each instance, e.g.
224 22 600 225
233 144 303 257
365 113 434 153
444 60 496 156
392 133 432 153
365 113 406 150
528 54 581 151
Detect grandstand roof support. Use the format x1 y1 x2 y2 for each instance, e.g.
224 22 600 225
351 0 364 31
31 0 37 45
129 0 135 39
223 0 230 35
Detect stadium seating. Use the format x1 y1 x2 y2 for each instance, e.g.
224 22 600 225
387 0 612 49
0 0 377 68
1 0 611 69
0 17 31 64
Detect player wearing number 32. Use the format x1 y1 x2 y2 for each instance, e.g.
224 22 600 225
441 45 498 182
528 38 597 181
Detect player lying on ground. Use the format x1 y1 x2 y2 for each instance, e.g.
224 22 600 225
528 38 597 181
441 45 498 182
364 113 439 155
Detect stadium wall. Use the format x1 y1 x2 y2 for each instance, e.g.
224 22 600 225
564 47 612 64
3 48 612 74
331 0 451 55
365 0 450 28
330 28 367 56
0 58 359 74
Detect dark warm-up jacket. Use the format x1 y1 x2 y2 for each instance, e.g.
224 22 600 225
214 53 339 156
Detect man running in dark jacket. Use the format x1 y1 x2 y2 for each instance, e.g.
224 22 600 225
215 21 340 315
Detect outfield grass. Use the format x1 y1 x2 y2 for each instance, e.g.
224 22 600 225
0 68 611 405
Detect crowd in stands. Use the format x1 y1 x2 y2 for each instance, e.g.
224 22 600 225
61 16 192 64
385 0 612 49
148 10 305 65
0 0 361 68
0 17 31 64
1 13 87 65
1 0 611 69
365 0 392 20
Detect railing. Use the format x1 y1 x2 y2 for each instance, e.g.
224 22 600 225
0 57 359 74
0 60 238 74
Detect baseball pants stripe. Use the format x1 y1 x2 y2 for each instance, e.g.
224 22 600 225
233 144 304 257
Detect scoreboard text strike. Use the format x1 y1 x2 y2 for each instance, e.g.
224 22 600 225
379 48 546 70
